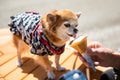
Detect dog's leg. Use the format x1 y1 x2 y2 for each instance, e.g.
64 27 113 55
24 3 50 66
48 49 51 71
55 55 65 71
35 55 55 79
16 41 22 67
13 35 22 66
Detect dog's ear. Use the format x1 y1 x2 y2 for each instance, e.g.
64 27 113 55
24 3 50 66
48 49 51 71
47 13 57 23
46 10 59 23
76 12 81 18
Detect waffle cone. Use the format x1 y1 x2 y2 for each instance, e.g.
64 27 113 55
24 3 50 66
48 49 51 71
70 36 87 54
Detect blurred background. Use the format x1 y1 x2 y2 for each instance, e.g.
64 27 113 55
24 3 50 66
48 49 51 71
0 0 120 51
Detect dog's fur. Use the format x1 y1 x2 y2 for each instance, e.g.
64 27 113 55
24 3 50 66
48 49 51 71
11 9 80 79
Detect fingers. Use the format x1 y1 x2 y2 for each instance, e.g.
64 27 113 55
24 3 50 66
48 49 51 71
86 47 104 56
86 48 98 56
76 50 101 68
86 48 93 55
87 41 103 48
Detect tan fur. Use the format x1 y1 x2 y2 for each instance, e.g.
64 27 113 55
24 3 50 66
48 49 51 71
13 9 80 79
41 9 80 46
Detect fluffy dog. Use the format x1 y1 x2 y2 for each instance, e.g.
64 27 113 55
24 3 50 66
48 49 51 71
8 9 80 79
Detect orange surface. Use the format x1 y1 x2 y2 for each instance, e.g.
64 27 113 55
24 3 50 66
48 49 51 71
0 28 110 80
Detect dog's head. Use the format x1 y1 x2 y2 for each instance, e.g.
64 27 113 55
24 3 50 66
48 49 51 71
41 9 81 46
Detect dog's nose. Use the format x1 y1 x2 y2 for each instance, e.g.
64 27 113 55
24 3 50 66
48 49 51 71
74 29 78 33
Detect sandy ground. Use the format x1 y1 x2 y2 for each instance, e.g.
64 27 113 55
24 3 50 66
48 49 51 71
0 0 120 50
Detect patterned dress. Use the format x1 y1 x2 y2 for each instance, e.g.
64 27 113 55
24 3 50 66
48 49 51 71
9 12 65 56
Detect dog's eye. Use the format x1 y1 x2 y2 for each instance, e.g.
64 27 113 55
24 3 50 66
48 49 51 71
64 23 71 27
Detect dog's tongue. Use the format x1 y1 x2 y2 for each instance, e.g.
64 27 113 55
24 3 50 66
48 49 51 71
73 34 76 38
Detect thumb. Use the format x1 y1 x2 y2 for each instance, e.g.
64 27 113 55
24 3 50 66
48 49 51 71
86 48 99 56
86 48 94 55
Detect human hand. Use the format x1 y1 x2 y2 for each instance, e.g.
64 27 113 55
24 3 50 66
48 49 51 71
86 41 116 67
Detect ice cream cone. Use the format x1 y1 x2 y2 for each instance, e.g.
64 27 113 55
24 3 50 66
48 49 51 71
70 35 87 54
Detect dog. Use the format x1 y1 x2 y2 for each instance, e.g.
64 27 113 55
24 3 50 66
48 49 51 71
8 9 80 79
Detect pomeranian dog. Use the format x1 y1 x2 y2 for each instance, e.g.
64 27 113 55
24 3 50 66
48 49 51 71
8 9 80 79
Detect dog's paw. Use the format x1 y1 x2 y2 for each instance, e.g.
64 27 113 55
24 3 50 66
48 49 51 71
57 66 66 71
47 71 56 80
17 60 22 67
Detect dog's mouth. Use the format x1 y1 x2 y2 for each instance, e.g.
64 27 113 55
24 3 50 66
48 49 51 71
67 33 77 38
